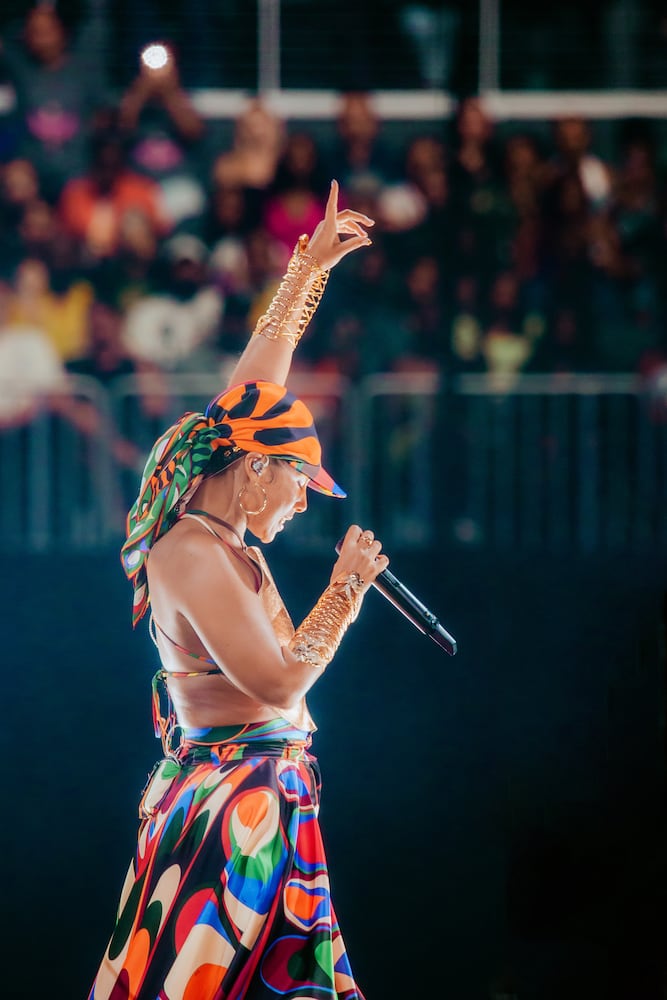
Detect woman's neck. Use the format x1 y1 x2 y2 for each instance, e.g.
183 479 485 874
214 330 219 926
186 477 247 546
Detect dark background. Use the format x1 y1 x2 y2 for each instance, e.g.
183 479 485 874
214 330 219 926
2 545 665 999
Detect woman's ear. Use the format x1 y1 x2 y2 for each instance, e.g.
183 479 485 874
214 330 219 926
247 453 269 477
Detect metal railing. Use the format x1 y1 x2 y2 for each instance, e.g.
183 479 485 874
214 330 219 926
1 372 665 553
449 373 667 551
0 376 120 551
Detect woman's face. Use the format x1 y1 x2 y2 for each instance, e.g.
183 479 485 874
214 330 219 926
249 459 309 543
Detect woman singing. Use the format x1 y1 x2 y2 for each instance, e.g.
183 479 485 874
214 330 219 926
89 181 387 1000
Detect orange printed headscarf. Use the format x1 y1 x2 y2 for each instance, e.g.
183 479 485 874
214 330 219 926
121 380 345 626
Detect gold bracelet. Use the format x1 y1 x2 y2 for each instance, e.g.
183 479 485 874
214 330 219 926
289 571 364 669
253 234 329 350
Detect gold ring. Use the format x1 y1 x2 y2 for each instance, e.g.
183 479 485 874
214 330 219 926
360 531 374 547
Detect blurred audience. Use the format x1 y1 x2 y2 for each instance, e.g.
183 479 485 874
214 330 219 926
1 22 664 538
0 79 663 427
0 4 108 202
329 92 396 195
263 131 329 260
65 297 162 493
0 277 66 427
212 99 285 225
118 42 207 232
122 232 223 372
58 117 169 260
547 116 613 212
448 96 507 284
7 256 93 361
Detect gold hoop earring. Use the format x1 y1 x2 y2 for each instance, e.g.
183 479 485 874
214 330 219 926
238 483 268 516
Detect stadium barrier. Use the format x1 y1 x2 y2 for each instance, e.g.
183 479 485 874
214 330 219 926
1 373 664 553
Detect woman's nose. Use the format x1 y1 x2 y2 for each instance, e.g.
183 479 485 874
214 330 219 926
295 487 308 513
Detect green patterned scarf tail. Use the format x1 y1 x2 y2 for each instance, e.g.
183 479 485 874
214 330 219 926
121 411 232 626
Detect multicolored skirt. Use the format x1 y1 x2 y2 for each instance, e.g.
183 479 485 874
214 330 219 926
89 719 365 1000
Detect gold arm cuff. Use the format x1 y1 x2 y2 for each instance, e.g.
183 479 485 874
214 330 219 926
252 235 329 350
289 572 364 669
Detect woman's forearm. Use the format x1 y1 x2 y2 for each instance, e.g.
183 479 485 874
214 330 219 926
227 237 327 388
227 333 294 388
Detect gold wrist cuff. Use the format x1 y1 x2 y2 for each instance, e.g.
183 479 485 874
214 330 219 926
289 571 364 669
253 234 329 350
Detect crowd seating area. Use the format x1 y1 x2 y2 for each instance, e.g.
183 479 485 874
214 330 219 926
0 4 665 552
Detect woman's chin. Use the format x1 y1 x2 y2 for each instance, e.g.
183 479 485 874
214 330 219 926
254 515 291 544
256 522 279 544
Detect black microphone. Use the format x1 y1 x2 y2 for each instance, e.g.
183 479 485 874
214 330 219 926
335 539 457 656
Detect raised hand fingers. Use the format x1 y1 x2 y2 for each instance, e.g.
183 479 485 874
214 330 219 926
336 210 375 240
334 233 372 261
336 208 375 227
308 183 374 270
338 218 371 239
324 178 340 227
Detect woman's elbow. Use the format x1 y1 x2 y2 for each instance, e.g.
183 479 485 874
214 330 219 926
252 676 303 711
249 655 307 710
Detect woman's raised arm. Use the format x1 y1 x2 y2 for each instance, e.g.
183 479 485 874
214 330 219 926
227 179 373 388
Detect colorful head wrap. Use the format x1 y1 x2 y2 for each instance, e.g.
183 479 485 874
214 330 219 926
121 380 345 626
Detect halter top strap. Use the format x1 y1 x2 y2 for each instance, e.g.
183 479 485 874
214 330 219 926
179 511 263 593
150 615 220 670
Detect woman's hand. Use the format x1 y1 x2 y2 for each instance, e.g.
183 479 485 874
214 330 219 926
227 180 372 389
330 524 389 595
308 180 374 271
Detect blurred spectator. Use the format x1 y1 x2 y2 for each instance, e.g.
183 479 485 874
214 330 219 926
15 195 58 259
7 256 93 361
329 92 396 196
480 270 541 375
393 254 445 370
381 132 450 263
263 132 328 259
118 41 208 232
448 269 543 376
502 132 548 286
212 99 285 222
547 116 613 212
65 297 162 491
9 190 88 295
0 157 39 225
205 184 254 246
89 207 163 313
449 273 484 372
539 166 598 369
58 120 169 259
0 3 108 202
214 226 290 361
315 242 409 379
448 96 505 281
68 298 138 387
0 277 66 427
0 157 41 271
122 233 223 372
204 186 263 354
583 124 665 372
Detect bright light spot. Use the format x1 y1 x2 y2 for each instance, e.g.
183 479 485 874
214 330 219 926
141 44 169 70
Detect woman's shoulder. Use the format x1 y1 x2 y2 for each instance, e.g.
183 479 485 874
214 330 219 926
149 518 260 594
147 519 211 580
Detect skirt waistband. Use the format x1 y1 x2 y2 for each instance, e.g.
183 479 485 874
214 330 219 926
176 718 314 765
